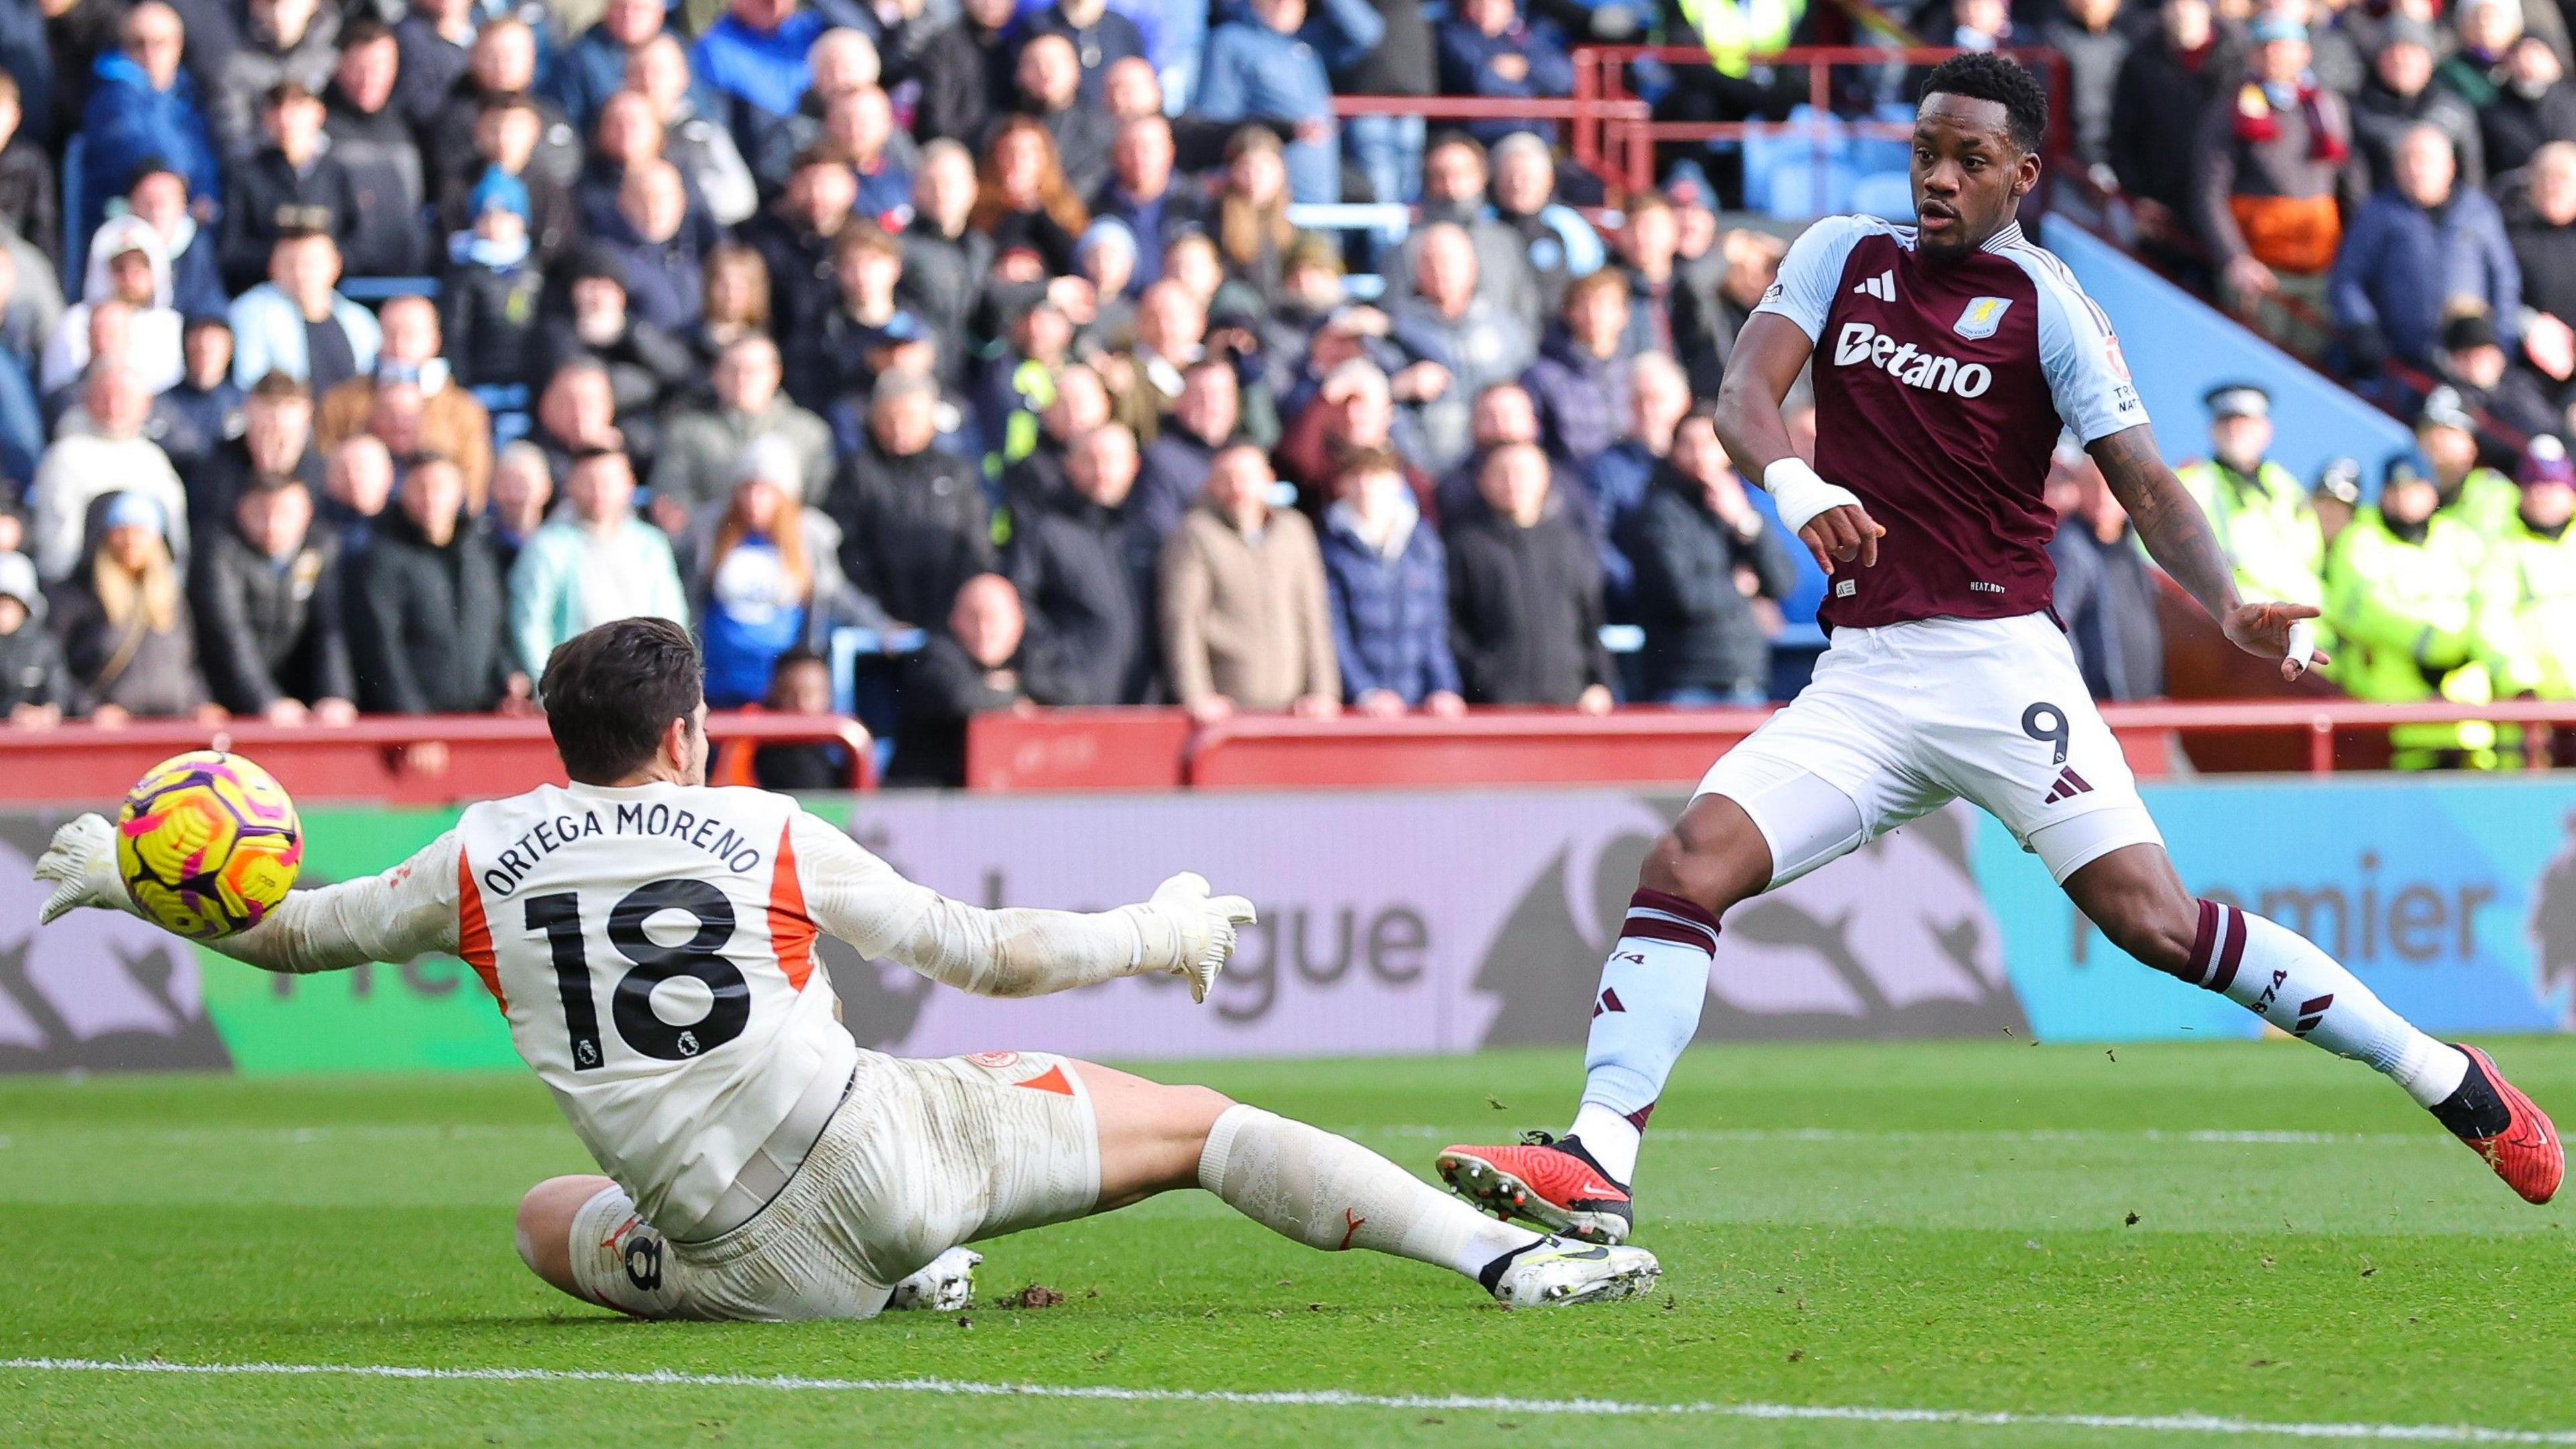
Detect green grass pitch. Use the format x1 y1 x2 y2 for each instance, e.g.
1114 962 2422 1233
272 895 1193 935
2 1038 2571 1447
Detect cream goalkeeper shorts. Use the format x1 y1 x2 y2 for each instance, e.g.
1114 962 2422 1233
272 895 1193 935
568 1049 1102 1322
1697 612 2163 888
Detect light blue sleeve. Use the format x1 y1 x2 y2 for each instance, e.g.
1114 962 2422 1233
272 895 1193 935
1193 28 1248 120
1746 215 1870 343
2023 256 2152 445
508 533 560 679
1548 205 1605 278
227 293 273 390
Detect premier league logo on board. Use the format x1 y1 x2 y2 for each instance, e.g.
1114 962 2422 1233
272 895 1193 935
1953 297 2013 339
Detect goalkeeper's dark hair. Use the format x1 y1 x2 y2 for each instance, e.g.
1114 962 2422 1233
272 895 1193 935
1919 52 2049 155
541 616 706 784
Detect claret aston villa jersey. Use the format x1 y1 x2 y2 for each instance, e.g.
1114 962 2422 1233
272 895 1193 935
1751 217 2148 630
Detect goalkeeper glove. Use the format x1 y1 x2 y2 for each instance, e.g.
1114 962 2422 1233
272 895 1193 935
1133 871 1256 1004
34 814 130 925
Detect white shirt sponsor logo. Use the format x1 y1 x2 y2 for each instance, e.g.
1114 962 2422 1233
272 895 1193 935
1830 321 1994 398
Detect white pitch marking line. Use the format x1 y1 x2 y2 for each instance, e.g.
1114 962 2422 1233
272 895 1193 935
5 1358 2573 1444
1352 1125 2436 1146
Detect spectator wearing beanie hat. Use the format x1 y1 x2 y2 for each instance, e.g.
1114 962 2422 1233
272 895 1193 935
52 489 215 722
440 168 551 391
2196 12 2359 348
1073 217 1140 340
2353 18 2484 196
2483 34 2576 176
2436 309 2561 439
2486 435 2576 706
0 547 69 724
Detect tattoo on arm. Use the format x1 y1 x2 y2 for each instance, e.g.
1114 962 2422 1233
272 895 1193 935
2088 425 2241 625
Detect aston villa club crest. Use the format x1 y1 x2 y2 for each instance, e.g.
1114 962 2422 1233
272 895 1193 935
1953 297 2013 339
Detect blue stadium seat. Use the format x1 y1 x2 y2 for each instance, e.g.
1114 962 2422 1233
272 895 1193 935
1741 105 1849 213
1850 171 1915 221
338 276 441 303
1852 102 1915 176
1760 158 1857 219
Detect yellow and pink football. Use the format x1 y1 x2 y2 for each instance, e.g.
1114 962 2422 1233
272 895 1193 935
114 751 302 939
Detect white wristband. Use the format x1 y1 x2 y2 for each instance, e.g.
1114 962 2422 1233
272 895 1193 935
1761 458 1864 536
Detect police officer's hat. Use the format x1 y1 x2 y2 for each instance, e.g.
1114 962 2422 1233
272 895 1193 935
2313 456 2363 505
2383 452 2434 490
2518 434 2575 486
2204 383 2270 421
2418 386 2478 433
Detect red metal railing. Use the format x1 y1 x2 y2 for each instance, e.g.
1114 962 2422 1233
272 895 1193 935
963 700 2576 793
3 702 2569 801
0 713 875 805
1560 45 2072 205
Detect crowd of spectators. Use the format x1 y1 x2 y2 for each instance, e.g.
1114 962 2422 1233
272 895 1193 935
2075 0 2576 437
0 0 1863 786
15 0 2557 784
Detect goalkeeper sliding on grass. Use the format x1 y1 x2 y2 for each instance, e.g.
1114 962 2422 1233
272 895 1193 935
35 618 1658 1319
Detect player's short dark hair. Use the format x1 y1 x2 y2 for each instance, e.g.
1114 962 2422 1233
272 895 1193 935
541 617 704 784
1919 52 2049 154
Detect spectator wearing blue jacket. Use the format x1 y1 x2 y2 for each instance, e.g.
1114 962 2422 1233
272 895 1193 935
1011 0 1187 108
1519 270 1633 471
1578 351 1690 621
2329 123 2521 375
693 0 829 142
1197 0 1384 205
1320 447 1465 714
1434 0 1574 146
76 4 220 244
549 0 679 135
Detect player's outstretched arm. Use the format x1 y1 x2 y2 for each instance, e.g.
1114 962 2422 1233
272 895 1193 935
2090 423 2328 681
1715 312 1884 574
786 812 1254 1003
35 814 465 975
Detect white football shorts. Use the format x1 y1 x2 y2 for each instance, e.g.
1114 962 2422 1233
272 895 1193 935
1697 612 2162 887
568 1049 1102 1322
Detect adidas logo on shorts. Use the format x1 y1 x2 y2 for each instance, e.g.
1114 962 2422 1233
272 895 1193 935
2041 767 2093 804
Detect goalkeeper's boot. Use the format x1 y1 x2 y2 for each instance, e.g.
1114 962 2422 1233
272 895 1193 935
1483 1238 1660 1309
2442 1045 2563 1205
1435 1132 1632 1244
887 1247 982 1311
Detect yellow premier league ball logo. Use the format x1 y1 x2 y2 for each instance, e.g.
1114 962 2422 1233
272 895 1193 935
114 751 303 940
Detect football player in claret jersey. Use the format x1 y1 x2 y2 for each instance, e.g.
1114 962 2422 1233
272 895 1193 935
1438 53 2561 1242
36 618 1658 1316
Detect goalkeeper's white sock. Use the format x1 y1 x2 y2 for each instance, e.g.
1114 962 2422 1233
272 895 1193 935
1563 890 1723 1185
1199 1105 1544 1285
2186 900 2467 1106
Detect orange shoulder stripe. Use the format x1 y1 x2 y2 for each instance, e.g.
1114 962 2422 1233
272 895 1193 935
455 848 506 1012
770 820 818 991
